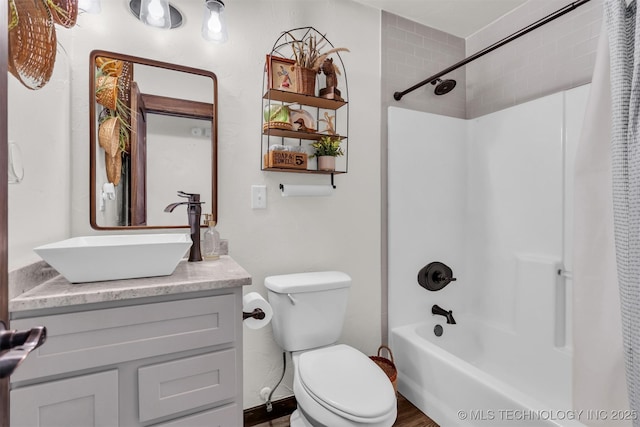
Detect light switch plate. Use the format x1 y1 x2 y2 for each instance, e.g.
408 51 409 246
251 185 267 209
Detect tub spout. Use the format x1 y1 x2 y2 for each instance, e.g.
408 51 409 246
432 304 456 324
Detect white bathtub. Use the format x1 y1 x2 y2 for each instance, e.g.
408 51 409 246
391 318 585 427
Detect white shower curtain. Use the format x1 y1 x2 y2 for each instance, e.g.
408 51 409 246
573 17 631 426
593 0 640 425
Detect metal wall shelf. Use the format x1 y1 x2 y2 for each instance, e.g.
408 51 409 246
261 27 349 177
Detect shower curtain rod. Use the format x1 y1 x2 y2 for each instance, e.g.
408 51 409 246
393 0 592 101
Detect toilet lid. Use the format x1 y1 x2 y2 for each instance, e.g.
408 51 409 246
298 344 396 420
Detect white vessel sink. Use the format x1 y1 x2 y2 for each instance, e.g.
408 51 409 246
34 234 192 283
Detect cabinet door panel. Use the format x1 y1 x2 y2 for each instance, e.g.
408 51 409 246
10 370 118 427
138 350 236 422
11 295 235 382
152 404 238 427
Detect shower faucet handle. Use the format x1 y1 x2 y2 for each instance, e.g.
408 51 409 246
417 261 456 291
433 271 456 283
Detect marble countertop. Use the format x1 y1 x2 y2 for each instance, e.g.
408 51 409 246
9 256 252 312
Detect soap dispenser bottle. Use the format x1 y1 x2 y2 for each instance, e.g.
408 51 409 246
202 214 221 260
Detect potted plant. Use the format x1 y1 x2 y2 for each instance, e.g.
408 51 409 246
311 135 344 171
285 31 348 96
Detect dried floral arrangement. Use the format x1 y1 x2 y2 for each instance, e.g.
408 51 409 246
284 31 349 72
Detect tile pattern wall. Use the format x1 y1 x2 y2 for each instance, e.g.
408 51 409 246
381 0 603 119
466 0 603 118
382 11 466 119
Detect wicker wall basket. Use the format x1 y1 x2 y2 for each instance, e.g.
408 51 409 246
370 345 398 394
8 0 57 90
98 117 121 158
105 152 122 186
100 116 123 186
262 121 293 131
96 57 124 77
96 76 119 110
48 0 78 28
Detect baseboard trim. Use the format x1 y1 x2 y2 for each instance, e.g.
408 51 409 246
244 396 297 426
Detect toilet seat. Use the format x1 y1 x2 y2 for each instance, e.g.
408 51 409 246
298 344 396 423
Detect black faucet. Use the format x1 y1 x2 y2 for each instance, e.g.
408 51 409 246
432 304 456 324
164 191 204 262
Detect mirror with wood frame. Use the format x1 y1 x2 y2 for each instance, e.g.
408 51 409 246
90 50 217 229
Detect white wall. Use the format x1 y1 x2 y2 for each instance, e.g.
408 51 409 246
59 0 381 409
8 32 72 270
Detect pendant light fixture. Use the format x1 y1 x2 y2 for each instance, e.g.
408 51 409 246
129 0 183 29
127 0 227 42
201 0 228 43
139 0 171 29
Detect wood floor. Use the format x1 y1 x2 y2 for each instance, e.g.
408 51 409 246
250 393 439 427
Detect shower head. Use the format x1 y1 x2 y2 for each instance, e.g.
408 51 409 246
431 78 456 95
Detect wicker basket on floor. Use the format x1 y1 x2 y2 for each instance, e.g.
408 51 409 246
370 345 397 394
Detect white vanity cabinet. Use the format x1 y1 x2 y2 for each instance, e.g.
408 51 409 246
12 370 119 426
9 288 244 427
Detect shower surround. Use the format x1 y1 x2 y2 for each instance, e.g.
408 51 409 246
388 85 590 426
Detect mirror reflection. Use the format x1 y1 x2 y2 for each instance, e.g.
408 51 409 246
90 50 217 229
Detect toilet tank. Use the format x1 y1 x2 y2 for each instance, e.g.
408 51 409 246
265 271 351 352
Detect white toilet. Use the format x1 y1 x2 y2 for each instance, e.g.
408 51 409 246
265 271 397 427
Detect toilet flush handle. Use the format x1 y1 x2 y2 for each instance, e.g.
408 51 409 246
287 293 296 305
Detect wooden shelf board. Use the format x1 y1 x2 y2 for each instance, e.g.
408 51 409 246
263 89 347 110
262 167 346 175
262 128 347 141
